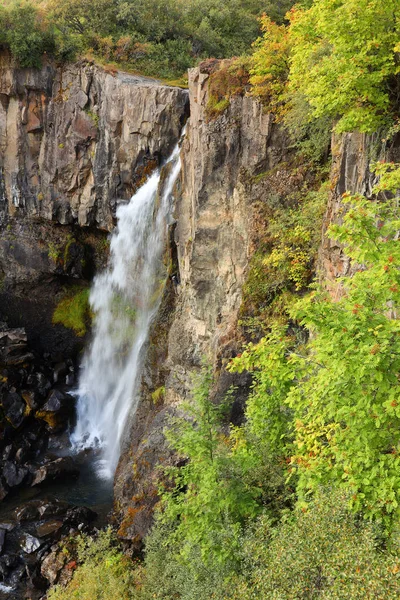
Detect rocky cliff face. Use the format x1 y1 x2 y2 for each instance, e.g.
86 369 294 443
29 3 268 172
113 65 291 543
0 51 188 354
0 50 187 230
319 132 400 296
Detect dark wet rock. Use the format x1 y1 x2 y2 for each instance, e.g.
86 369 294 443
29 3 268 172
3 460 28 488
40 548 68 585
21 389 41 412
31 457 79 486
35 373 51 398
2 445 13 461
65 506 97 527
15 502 41 522
15 442 31 464
0 553 18 579
42 390 75 414
0 328 34 366
47 432 71 451
21 534 42 554
1 391 26 428
36 520 63 539
0 522 15 532
65 373 75 386
8 563 25 585
0 529 5 554
35 390 75 432
53 362 68 384
37 500 69 519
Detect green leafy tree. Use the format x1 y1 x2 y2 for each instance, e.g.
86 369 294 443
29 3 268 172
3 1 55 68
232 164 400 527
158 366 261 564
288 0 400 132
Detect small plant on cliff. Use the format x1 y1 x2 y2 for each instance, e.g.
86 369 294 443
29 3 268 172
157 366 259 564
154 365 288 568
52 286 92 337
205 57 251 119
240 179 328 336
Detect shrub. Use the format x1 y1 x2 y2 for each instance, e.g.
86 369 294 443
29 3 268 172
47 529 138 600
232 165 400 528
228 488 400 600
205 57 251 118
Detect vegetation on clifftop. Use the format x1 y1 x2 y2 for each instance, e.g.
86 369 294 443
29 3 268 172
0 0 292 78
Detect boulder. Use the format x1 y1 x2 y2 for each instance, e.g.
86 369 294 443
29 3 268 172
21 389 40 412
35 390 75 432
31 457 79 486
52 362 68 384
0 328 34 366
36 520 63 539
14 502 41 522
1 391 26 428
21 534 42 554
41 549 68 585
37 500 69 518
64 506 97 527
3 461 28 488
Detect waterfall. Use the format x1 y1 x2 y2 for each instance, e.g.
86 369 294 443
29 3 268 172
71 135 183 479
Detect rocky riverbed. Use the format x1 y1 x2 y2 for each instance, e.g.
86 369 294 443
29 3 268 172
0 325 111 599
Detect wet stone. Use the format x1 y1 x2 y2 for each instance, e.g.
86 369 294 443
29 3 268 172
21 534 42 554
31 457 79 486
14 502 40 522
36 520 63 539
0 523 15 532
37 500 69 519
1 391 26 428
3 461 28 488
0 530 5 554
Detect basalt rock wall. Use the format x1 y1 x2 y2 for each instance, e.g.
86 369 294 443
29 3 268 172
0 50 188 230
113 65 291 543
0 51 188 355
319 131 400 296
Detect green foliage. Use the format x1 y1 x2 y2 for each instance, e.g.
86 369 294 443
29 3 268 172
47 528 137 600
288 0 400 133
228 488 400 599
233 165 400 528
249 0 400 136
52 287 91 337
0 1 55 68
158 366 261 564
240 179 328 335
151 386 165 404
249 15 291 114
205 57 250 118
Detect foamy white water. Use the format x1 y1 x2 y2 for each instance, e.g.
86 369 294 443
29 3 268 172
71 137 183 478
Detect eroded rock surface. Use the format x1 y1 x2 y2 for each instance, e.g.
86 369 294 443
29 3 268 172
0 50 188 230
114 65 289 543
319 132 400 296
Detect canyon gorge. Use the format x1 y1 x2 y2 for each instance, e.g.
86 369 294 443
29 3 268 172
0 49 397 598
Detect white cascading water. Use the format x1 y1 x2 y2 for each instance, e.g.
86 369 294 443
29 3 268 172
71 135 183 479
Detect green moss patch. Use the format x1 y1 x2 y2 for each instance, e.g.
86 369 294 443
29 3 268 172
52 287 92 337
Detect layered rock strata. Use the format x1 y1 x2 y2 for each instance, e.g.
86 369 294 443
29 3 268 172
114 65 290 542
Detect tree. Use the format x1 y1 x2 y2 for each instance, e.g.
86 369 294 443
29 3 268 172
288 0 400 132
231 164 400 527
